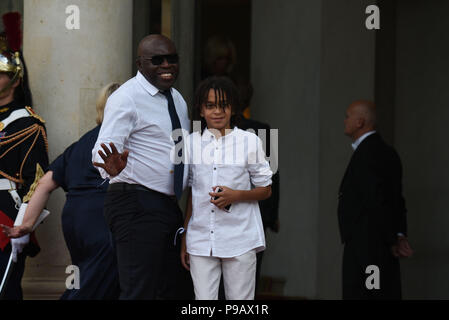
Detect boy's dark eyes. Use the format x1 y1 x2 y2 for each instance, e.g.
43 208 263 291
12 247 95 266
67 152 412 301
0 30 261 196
205 102 230 109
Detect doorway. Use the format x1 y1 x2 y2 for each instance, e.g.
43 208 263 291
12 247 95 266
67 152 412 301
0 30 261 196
194 0 252 87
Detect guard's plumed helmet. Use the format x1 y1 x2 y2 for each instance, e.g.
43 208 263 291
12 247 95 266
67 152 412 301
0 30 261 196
0 12 32 105
0 11 23 79
0 50 24 86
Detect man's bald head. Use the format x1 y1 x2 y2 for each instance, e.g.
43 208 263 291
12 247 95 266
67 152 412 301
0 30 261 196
344 100 377 140
136 34 179 91
348 100 377 127
137 34 174 57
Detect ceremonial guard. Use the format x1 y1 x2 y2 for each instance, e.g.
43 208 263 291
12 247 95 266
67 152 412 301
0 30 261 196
0 12 49 299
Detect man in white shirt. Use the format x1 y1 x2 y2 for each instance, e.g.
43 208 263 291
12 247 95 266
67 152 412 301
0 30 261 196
92 35 191 299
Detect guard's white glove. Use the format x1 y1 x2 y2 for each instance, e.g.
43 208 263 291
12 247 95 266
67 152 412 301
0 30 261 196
11 234 30 263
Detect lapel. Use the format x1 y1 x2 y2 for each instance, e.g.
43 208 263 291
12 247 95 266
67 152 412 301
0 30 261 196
339 133 380 192
339 150 356 193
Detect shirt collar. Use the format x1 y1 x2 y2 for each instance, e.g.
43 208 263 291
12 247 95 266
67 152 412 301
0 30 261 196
203 126 238 140
136 71 161 97
351 130 376 150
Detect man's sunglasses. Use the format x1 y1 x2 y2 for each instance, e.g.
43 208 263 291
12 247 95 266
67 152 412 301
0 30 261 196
140 54 179 66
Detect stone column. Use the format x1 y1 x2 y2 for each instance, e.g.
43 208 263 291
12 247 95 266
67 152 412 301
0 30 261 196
251 0 323 299
22 0 133 299
395 0 449 299
251 0 376 299
171 0 195 108
317 0 376 299
132 0 151 75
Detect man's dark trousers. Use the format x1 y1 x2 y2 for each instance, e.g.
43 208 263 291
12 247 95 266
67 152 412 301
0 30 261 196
342 238 402 300
104 184 192 299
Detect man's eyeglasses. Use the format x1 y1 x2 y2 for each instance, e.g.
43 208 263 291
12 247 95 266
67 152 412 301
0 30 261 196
139 54 179 66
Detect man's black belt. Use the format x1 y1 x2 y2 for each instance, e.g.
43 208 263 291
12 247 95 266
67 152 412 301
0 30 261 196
108 183 177 202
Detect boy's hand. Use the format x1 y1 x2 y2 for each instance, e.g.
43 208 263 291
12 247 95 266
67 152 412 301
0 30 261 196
209 186 239 210
180 236 190 271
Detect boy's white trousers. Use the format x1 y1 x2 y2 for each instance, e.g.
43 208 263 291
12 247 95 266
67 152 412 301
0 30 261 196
189 249 257 300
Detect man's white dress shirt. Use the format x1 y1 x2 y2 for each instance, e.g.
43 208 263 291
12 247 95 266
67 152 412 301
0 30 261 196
185 127 273 258
92 71 190 196
351 130 376 151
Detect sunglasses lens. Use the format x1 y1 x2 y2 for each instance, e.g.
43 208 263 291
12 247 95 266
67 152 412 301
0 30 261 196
151 56 164 65
148 54 178 65
166 55 179 64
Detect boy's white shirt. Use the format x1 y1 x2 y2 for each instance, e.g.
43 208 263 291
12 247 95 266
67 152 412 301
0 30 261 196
185 127 272 258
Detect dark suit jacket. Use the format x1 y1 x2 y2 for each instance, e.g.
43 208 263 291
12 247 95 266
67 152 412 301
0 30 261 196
338 133 407 252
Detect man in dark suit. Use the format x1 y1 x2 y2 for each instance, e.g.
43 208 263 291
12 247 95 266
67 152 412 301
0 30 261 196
338 100 413 300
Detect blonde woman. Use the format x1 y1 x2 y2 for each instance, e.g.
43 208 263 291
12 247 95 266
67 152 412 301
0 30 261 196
2 83 121 300
203 35 237 77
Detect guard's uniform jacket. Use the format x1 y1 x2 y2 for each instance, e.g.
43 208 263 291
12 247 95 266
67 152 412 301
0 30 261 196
0 101 49 255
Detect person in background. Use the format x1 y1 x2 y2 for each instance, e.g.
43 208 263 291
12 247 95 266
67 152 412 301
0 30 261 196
202 35 237 79
338 100 413 300
0 12 48 300
2 83 121 300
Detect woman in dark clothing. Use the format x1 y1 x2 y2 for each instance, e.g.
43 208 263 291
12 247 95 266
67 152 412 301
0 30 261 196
2 83 121 299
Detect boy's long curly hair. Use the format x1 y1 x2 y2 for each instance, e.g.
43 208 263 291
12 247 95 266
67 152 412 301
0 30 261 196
193 76 242 133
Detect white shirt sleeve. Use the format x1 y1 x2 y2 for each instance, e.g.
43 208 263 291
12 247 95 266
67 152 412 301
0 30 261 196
92 92 138 179
248 135 273 187
185 134 194 187
187 166 193 188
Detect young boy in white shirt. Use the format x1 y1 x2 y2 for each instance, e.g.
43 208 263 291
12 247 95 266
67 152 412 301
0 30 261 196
180 76 273 300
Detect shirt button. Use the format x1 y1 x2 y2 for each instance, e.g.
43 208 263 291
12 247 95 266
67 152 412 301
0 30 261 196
214 167 216 170
211 231 214 234
212 210 214 213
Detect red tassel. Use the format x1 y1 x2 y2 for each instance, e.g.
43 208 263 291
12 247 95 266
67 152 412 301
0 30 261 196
3 12 22 52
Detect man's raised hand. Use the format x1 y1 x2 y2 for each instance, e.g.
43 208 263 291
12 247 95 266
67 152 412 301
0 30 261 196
93 142 129 177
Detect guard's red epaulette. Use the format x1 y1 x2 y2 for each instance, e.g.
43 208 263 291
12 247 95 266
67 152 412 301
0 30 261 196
25 106 46 124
